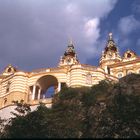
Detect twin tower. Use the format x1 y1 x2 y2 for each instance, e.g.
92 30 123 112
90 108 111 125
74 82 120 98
59 33 139 78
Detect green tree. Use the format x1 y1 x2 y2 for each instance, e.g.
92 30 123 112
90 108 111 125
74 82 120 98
2 102 51 138
0 118 7 138
11 100 31 117
92 91 140 138
49 87 88 138
1 75 140 138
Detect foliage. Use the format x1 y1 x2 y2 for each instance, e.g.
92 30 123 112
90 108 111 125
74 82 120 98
0 118 7 138
11 100 31 117
1 75 140 138
2 103 50 138
92 93 140 138
90 80 113 99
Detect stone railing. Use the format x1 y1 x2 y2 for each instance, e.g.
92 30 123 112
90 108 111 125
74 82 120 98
29 98 53 105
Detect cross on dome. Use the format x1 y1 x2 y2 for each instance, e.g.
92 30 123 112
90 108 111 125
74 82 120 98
68 37 73 46
109 32 113 40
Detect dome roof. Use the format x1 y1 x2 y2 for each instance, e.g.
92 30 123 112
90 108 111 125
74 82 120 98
104 33 118 53
64 44 75 56
64 40 76 57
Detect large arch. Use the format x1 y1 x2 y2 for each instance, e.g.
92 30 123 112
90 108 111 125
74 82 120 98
30 75 61 100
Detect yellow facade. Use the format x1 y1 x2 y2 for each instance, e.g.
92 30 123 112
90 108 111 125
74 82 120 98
0 33 140 111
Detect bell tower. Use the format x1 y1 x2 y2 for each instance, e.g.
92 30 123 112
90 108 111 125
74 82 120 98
58 40 79 67
99 33 122 73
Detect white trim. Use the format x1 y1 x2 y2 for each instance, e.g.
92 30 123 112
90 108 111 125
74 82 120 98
32 85 36 100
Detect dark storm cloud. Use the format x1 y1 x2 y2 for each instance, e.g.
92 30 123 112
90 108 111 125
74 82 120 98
0 0 117 71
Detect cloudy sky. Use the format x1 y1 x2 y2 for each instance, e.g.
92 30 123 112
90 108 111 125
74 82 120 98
0 0 140 72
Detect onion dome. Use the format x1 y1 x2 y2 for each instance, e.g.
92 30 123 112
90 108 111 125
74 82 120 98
104 32 117 53
64 40 76 57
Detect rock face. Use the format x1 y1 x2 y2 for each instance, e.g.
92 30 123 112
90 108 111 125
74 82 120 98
116 74 140 96
92 74 140 138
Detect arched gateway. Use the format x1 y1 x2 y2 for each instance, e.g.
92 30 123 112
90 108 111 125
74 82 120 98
29 75 61 101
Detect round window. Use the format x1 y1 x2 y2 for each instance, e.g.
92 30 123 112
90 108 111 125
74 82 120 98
118 73 123 78
127 71 133 75
127 53 131 58
7 68 12 72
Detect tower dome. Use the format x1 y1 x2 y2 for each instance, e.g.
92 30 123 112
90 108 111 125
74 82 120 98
99 33 122 72
58 39 79 67
64 40 76 57
104 32 118 53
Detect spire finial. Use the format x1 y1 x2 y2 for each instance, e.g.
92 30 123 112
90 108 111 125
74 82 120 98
68 36 73 46
109 32 113 40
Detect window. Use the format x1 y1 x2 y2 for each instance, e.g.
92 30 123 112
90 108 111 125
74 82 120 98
127 71 133 75
3 98 7 107
107 67 110 74
61 82 67 89
6 81 11 93
117 73 123 79
127 53 131 58
34 86 39 100
86 73 92 85
7 67 12 72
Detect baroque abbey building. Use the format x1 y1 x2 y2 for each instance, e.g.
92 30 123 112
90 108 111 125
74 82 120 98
0 33 140 118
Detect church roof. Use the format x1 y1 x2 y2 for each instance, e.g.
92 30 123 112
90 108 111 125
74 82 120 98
108 57 140 68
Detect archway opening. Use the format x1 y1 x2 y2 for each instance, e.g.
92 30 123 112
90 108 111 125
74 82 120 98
44 86 55 98
31 75 60 100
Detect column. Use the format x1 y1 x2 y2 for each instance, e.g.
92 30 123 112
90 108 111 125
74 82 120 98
38 88 41 99
58 82 61 92
32 85 36 100
105 66 108 73
43 94 45 99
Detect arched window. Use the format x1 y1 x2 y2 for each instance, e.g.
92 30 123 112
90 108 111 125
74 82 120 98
86 73 92 84
8 67 12 72
117 73 123 79
138 69 140 74
6 81 11 93
127 71 133 75
34 86 39 100
107 67 110 74
127 53 131 58
2 98 7 107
